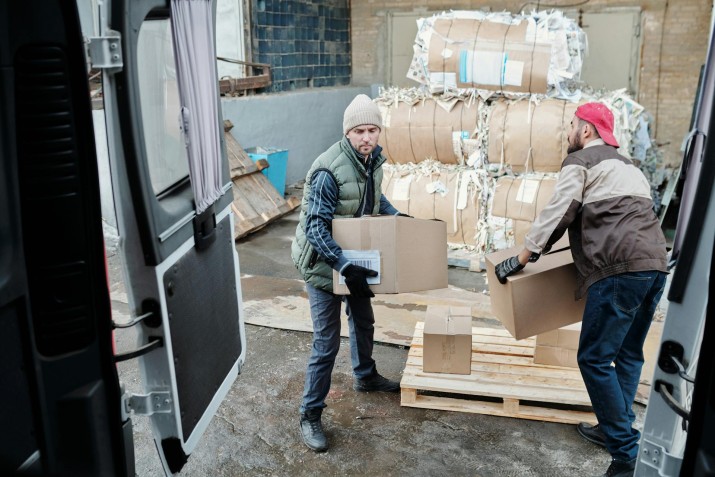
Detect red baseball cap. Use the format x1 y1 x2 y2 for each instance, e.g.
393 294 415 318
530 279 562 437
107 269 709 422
575 102 619 147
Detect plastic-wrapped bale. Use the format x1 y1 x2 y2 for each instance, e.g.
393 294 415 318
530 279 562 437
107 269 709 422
488 98 582 172
407 10 586 95
377 96 481 165
382 165 486 247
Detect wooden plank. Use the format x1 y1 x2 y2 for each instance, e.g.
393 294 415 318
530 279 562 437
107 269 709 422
399 391 597 425
224 130 301 239
400 323 598 422
447 248 485 272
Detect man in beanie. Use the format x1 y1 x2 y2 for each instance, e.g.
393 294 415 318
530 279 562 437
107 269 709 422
291 94 405 452
494 102 667 477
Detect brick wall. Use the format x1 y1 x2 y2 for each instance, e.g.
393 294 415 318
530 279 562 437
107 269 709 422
350 0 712 167
251 0 351 92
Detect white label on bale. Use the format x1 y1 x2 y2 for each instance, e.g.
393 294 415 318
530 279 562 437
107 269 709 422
392 176 412 201
429 72 456 89
503 60 524 86
462 50 505 86
339 250 381 285
516 179 540 204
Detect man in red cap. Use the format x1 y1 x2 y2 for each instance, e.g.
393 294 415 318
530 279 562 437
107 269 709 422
494 102 668 477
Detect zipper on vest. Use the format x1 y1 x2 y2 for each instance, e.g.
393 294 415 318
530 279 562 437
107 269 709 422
308 249 319 269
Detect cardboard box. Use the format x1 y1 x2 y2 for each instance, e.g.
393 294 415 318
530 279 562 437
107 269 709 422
332 216 448 295
485 246 585 340
423 305 472 374
534 322 582 368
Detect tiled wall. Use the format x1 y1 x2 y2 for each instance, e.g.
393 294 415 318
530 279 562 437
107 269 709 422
251 0 351 92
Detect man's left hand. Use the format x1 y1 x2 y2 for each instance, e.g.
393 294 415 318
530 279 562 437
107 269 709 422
494 256 525 284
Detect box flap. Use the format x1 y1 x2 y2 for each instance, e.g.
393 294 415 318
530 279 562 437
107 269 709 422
424 305 472 335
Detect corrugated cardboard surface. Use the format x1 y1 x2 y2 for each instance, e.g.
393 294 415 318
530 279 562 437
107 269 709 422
491 176 557 222
488 99 582 172
423 305 472 374
485 245 585 340
426 18 551 94
380 99 479 165
536 322 581 348
534 345 579 368
332 216 448 294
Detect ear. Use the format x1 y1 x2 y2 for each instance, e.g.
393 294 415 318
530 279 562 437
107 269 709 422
582 122 595 139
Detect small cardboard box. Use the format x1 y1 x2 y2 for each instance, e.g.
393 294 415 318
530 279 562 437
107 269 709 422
332 216 448 295
534 322 582 368
485 246 585 340
423 305 472 374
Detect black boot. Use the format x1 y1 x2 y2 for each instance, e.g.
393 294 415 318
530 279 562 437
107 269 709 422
299 408 328 452
353 372 400 393
577 422 606 448
600 458 635 477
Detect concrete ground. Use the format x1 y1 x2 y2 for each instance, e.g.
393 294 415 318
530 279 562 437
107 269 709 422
109 211 628 477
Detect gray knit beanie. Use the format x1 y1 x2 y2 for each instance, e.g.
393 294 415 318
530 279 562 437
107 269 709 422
343 94 383 134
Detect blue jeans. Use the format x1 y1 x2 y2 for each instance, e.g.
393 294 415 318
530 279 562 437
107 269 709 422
300 284 377 413
578 271 667 462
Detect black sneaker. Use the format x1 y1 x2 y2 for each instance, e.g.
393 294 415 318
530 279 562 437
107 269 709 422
577 422 607 448
299 409 328 452
353 372 400 393
601 458 635 477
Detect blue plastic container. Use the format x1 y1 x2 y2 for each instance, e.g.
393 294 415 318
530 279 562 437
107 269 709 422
245 146 288 196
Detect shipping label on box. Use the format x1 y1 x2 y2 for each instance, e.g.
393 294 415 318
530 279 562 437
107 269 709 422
485 246 585 340
423 305 472 375
336 250 381 285
332 216 448 295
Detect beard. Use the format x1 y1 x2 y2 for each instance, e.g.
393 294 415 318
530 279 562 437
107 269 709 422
567 131 584 154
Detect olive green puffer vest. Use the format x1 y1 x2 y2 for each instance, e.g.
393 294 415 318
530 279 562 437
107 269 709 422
291 136 386 292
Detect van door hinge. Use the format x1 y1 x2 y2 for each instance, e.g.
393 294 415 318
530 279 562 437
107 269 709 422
639 441 683 475
123 391 173 417
87 30 123 71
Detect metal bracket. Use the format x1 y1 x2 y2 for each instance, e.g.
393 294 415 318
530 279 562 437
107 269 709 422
639 441 683 475
87 30 123 71
124 391 173 417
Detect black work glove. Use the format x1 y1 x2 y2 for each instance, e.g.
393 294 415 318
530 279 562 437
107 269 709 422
342 264 378 298
494 256 525 284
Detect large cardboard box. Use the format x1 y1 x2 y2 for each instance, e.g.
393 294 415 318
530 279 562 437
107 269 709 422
332 216 448 295
534 322 581 368
423 305 472 374
485 245 585 340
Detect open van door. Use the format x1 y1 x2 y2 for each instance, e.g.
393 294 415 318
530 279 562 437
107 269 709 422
96 0 246 473
1 0 130 474
1 0 246 475
636 11 715 477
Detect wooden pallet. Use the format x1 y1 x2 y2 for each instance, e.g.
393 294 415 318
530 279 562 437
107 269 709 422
400 322 597 425
224 121 300 239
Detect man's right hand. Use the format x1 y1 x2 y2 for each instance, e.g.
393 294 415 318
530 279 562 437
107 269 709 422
342 264 378 298
494 256 525 284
